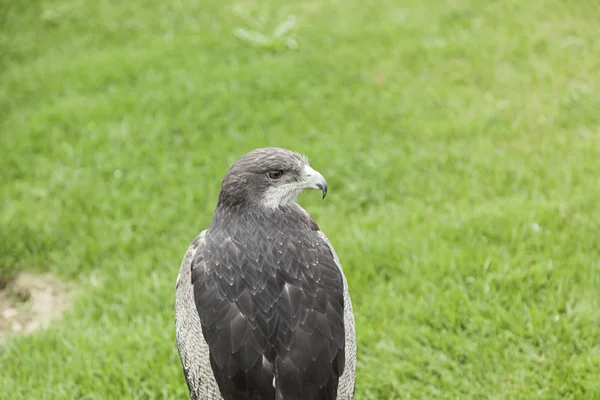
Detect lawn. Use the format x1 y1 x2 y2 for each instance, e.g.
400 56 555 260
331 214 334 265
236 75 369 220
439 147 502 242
1 0 600 398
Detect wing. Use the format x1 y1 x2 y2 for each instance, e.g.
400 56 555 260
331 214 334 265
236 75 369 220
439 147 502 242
273 231 346 400
175 231 223 400
191 225 346 400
317 231 357 400
191 229 277 400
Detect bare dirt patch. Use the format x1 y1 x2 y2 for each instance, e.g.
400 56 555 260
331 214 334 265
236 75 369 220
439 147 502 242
0 271 74 337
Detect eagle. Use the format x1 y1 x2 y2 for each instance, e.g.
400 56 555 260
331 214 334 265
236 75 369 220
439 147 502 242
175 147 356 399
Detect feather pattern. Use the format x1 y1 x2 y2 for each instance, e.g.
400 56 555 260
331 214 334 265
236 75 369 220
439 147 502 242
175 218 356 399
174 147 356 399
190 205 345 399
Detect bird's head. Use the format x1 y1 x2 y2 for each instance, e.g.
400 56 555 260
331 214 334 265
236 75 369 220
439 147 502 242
217 147 328 210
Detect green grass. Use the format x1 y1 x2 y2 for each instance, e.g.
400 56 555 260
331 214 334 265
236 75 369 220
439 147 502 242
2 0 600 398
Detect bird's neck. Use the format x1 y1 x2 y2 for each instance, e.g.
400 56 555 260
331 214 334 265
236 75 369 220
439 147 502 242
209 202 319 234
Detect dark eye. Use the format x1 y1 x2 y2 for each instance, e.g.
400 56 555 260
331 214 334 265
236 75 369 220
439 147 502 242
267 170 284 180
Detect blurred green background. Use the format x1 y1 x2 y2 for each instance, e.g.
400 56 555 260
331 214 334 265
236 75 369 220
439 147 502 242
1 0 600 399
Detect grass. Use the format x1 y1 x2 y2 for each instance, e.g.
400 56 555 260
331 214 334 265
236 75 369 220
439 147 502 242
1 0 600 398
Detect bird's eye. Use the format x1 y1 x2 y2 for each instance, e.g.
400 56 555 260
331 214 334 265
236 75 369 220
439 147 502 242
267 170 284 180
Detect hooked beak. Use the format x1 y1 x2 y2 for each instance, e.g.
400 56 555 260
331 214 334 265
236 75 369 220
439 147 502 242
301 165 328 199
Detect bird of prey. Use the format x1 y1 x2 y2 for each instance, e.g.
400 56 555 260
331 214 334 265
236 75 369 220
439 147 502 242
175 147 356 400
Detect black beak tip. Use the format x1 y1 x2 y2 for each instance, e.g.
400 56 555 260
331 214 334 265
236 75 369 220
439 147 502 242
316 183 328 199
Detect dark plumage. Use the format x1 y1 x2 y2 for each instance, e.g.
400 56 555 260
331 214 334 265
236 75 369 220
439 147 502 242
175 148 356 400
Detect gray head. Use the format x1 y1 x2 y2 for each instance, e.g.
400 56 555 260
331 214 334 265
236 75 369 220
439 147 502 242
217 147 328 210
